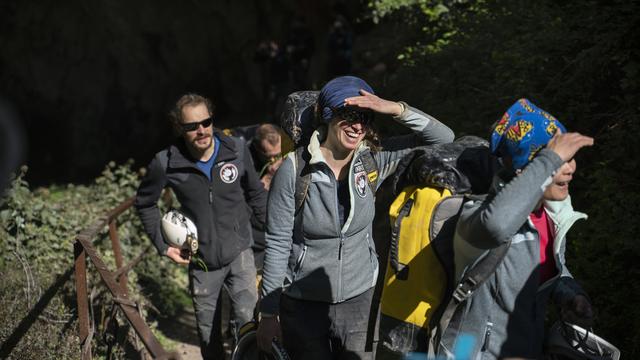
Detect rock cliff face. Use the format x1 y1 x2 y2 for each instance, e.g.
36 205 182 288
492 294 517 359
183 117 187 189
0 0 361 184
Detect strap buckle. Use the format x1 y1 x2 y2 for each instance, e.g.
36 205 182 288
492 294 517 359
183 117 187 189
452 277 478 303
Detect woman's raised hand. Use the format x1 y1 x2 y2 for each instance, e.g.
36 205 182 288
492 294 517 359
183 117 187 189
344 89 404 117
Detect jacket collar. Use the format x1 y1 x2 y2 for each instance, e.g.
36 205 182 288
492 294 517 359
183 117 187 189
168 130 239 169
543 196 588 225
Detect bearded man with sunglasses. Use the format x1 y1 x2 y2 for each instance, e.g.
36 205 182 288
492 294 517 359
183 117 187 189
135 93 267 359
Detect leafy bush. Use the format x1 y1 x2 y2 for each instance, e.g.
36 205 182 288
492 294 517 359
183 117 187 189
0 162 190 359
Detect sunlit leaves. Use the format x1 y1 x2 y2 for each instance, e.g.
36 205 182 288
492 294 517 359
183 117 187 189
369 0 640 355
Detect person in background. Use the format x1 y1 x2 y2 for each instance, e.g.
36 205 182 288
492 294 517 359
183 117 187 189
229 123 294 268
249 123 294 190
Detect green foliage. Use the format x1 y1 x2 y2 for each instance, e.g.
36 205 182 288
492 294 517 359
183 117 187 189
370 0 452 23
370 0 640 356
0 162 190 359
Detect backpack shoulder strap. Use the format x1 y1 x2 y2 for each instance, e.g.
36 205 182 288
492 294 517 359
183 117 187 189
435 240 510 332
430 195 509 350
359 148 379 193
294 146 311 214
429 193 487 300
390 190 464 283
428 194 466 318
389 197 414 279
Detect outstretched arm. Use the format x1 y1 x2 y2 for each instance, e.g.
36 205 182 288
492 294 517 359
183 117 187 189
346 90 455 185
345 89 454 146
458 132 594 249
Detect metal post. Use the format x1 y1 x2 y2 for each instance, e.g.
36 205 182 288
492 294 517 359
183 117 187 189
74 240 91 360
73 196 181 359
78 237 174 359
108 220 127 295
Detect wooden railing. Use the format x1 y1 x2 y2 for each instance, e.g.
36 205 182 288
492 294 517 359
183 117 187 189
74 196 180 359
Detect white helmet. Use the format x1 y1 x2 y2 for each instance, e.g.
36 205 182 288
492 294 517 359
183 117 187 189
161 210 198 254
546 321 620 360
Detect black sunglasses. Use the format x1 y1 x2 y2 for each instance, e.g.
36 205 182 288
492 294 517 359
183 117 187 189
181 117 213 132
332 107 373 126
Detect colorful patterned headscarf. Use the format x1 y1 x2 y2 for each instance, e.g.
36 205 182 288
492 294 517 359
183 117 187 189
490 98 566 171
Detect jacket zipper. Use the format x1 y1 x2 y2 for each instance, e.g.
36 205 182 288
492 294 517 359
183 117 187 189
366 233 377 287
481 321 493 351
208 177 217 267
334 177 344 301
338 232 345 301
320 150 364 302
336 152 361 300
329 168 344 302
205 157 219 266
293 245 308 281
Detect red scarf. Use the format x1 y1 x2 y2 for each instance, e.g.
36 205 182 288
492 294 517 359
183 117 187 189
530 207 557 284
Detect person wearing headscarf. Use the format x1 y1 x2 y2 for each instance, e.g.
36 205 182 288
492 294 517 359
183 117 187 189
437 99 595 359
257 76 454 359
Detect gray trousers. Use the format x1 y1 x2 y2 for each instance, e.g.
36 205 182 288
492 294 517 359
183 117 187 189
280 288 374 360
189 248 258 360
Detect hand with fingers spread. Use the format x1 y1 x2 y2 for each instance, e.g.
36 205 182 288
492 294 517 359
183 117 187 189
546 131 594 162
344 89 404 117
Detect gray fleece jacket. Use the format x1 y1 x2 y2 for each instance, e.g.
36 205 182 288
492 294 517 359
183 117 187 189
260 105 454 315
438 149 588 360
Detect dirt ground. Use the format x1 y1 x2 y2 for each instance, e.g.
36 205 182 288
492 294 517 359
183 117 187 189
157 293 235 360
157 307 202 360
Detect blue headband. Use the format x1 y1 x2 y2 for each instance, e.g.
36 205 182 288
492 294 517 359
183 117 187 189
490 98 567 171
317 76 374 122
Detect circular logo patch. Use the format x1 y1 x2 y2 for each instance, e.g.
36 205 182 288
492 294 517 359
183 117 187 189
220 163 239 184
355 172 368 198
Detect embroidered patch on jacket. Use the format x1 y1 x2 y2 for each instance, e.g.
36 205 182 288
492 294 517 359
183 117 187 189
355 171 368 198
354 162 365 174
220 163 239 183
